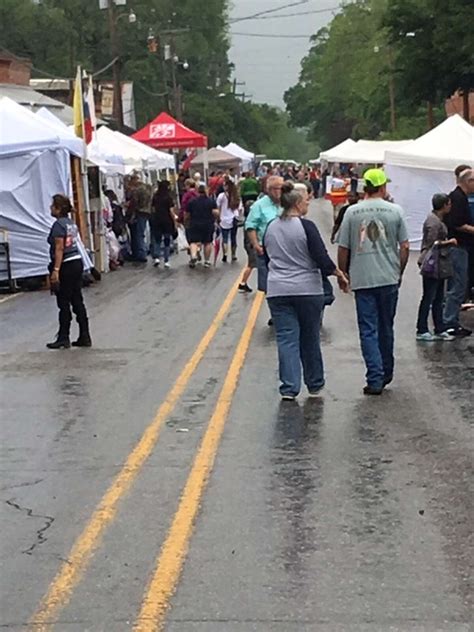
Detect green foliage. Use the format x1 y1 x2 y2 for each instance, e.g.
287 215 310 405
0 0 311 160
286 0 472 149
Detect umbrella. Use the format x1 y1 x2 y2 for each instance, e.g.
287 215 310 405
213 224 221 266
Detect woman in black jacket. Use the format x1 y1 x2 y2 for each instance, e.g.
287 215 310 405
46 194 91 349
151 181 177 269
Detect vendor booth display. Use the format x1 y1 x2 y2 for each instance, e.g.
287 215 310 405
319 138 413 164
385 115 474 247
319 138 357 163
132 112 207 149
217 142 254 171
190 147 241 172
0 97 79 281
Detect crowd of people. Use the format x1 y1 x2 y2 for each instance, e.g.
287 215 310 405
44 160 473 409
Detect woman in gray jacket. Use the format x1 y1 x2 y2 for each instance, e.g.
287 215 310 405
263 182 349 400
416 193 458 341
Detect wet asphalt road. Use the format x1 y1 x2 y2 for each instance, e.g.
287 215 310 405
0 200 473 631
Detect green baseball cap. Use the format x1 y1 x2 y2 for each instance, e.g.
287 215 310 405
364 168 390 187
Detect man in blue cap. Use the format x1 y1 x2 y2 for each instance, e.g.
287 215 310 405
337 168 410 395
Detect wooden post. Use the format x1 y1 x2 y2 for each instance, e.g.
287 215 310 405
427 101 434 129
462 90 470 122
71 156 90 248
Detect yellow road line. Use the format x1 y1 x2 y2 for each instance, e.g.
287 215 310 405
133 291 264 632
30 275 243 631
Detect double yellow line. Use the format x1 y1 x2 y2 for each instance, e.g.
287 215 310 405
30 275 263 631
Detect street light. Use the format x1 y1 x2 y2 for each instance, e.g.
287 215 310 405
99 0 136 130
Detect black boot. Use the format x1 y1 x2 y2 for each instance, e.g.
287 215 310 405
72 317 92 347
46 337 71 349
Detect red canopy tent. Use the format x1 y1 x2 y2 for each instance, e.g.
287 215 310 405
132 112 207 149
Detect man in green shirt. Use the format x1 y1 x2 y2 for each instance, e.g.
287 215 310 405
338 169 410 395
240 171 260 206
245 176 283 292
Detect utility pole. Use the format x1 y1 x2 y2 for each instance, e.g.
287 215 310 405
169 36 181 120
387 45 396 132
107 0 124 130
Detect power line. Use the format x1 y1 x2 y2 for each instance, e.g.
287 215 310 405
250 7 341 20
230 1 309 23
231 32 313 39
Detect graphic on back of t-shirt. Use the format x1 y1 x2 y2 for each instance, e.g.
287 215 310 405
358 219 387 252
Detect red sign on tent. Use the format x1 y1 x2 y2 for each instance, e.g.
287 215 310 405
132 112 207 149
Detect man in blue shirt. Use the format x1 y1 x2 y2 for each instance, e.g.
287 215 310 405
245 176 283 293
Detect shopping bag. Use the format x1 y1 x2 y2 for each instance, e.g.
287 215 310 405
177 226 189 251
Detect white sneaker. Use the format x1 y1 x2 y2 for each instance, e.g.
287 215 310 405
153 258 160 267
164 261 171 269
416 332 435 341
281 394 296 401
308 387 324 398
433 331 455 341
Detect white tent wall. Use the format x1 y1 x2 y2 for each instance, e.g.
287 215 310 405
386 165 454 249
0 148 71 280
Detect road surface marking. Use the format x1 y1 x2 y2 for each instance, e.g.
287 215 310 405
0 293 20 304
29 275 243 631
133 291 264 631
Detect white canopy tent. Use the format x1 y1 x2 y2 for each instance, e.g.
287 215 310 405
34 107 85 157
191 147 241 170
319 138 357 162
0 97 72 280
88 127 139 174
87 127 176 174
385 115 474 248
320 138 413 164
343 139 413 164
114 131 175 171
218 142 254 170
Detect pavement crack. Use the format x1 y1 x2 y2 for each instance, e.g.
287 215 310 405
0 478 44 491
5 498 55 555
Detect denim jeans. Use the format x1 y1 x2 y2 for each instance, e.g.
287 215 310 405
130 213 149 261
257 254 268 292
416 276 446 334
221 225 238 248
443 246 469 328
354 285 399 389
268 295 325 396
151 232 171 262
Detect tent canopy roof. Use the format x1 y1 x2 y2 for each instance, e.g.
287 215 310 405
34 107 84 157
191 147 241 168
0 96 67 157
218 142 254 161
319 138 357 162
88 126 175 173
112 130 175 170
385 115 474 171
320 137 414 164
132 112 207 149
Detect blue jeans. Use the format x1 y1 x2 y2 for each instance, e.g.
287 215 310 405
257 254 268 292
221 225 238 248
416 276 446 334
151 232 171 262
443 247 469 329
130 213 149 261
354 285 399 389
268 295 325 397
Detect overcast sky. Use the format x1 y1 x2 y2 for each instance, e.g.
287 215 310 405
228 0 340 108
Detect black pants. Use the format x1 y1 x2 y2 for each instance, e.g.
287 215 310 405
416 276 446 334
56 259 88 339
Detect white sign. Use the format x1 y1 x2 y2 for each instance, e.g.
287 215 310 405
150 124 176 139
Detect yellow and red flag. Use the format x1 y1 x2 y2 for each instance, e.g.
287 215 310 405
73 66 93 144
